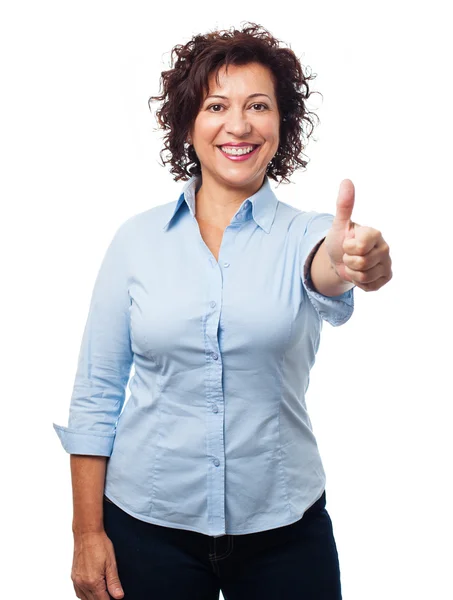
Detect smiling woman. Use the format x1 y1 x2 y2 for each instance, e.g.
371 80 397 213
54 21 350 600
148 23 323 234
148 22 321 186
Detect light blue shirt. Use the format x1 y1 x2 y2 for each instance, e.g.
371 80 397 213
53 174 354 537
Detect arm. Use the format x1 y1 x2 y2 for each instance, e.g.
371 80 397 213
309 238 355 297
71 455 107 535
54 221 133 600
70 454 125 599
53 219 134 456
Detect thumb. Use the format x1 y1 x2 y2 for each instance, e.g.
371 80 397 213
105 560 124 599
333 179 355 230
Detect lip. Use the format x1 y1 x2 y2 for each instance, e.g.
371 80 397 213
217 144 261 162
217 143 261 147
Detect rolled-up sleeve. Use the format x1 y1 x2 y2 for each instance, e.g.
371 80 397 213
53 220 134 456
300 211 355 327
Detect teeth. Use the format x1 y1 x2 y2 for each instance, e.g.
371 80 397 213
220 145 256 156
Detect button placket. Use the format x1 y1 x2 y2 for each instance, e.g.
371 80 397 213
204 220 242 537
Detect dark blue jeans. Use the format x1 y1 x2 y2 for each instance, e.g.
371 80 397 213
103 490 342 599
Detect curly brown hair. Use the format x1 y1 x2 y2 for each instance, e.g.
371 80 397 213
148 22 322 185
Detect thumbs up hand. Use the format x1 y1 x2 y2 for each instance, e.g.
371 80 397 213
324 180 393 292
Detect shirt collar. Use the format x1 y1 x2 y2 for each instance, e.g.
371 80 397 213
162 174 279 234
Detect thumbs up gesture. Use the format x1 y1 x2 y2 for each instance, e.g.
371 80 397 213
324 180 393 292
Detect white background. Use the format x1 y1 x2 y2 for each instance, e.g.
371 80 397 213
2 1 452 598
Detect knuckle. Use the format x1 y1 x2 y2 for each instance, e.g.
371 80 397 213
356 242 366 254
356 256 367 269
86 577 101 589
73 575 98 590
356 271 367 283
72 575 84 588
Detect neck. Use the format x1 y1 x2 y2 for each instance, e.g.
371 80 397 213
195 172 265 226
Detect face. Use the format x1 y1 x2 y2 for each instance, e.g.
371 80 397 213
188 62 280 191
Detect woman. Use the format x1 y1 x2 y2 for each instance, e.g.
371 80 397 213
54 22 392 600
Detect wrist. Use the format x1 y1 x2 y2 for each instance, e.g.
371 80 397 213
72 525 105 537
329 260 344 282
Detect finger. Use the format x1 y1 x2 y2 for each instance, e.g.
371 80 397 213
88 582 113 600
346 263 387 285
75 582 106 600
333 179 355 227
344 262 387 285
82 588 97 600
73 583 90 600
105 542 124 599
343 227 382 255
106 568 124 599
84 568 121 600
352 273 392 292
342 245 383 271
92 587 113 600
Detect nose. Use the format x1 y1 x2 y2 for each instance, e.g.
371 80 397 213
224 108 252 137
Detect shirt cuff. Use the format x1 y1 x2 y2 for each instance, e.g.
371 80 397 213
53 423 115 456
302 234 355 327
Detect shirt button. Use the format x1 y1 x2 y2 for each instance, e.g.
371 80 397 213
212 353 218 360
210 301 216 308
213 458 220 467
212 405 218 413
223 262 230 268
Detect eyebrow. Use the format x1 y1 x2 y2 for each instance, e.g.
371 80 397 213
204 93 272 101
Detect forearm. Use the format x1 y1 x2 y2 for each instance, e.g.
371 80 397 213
310 238 355 297
70 454 107 535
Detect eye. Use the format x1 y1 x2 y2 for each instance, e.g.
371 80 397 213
207 104 224 112
206 103 269 112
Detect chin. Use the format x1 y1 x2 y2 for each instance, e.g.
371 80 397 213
218 171 263 184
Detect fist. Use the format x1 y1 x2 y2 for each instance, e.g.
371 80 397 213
324 179 393 292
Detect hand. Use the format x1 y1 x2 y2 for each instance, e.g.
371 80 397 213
324 179 393 292
71 531 124 600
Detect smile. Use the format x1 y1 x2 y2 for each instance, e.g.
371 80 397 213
217 145 261 162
